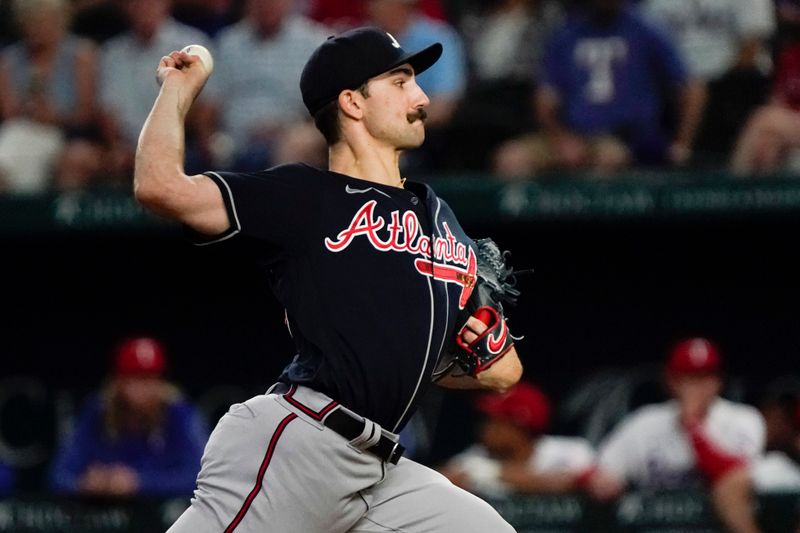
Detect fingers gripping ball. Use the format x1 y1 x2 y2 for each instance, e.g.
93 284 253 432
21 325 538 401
181 44 214 75
455 306 514 376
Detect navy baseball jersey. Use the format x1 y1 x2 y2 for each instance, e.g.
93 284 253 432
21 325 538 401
195 164 478 432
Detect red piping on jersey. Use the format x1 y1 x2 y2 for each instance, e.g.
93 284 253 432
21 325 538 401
283 384 339 420
224 413 297 532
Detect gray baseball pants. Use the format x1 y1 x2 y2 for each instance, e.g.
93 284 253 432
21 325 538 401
167 385 515 532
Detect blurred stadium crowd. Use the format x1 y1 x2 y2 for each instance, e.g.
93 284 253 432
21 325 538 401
1 0 800 531
0 0 800 194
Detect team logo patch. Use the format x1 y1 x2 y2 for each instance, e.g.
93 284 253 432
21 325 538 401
325 200 477 308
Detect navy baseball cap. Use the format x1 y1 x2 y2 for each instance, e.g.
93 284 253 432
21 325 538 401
300 26 443 116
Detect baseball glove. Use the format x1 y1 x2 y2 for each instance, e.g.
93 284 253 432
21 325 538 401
434 238 521 379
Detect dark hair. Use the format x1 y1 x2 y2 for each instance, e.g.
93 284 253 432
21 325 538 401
312 83 370 146
313 100 341 145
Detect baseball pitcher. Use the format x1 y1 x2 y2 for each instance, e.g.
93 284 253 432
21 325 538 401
135 27 523 532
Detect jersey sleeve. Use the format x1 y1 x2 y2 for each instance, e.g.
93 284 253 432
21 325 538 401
192 165 320 249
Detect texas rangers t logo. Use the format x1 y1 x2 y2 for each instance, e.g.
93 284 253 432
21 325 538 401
324 200 477 308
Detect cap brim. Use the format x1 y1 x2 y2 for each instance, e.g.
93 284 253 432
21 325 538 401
392 42 442 77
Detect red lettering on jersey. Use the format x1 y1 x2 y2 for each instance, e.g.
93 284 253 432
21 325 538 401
386 211 403 249
324 201 386 251
435 223 468 265
326 201 468 265
325 201 476 306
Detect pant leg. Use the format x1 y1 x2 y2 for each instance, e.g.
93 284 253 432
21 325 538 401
350 458 516 533
167 393 383 533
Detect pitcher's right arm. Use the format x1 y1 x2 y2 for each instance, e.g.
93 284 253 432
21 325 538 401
134 50 228 236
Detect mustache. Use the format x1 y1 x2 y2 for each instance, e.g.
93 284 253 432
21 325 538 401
406 108 428 124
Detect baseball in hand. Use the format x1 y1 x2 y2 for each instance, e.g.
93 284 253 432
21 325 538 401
181 44 214 75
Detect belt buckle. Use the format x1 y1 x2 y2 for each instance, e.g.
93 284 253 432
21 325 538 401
387 440 405 465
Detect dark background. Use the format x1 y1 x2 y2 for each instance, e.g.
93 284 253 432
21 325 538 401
2 207 800 489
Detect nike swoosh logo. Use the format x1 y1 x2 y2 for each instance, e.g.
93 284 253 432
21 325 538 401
488 320 508 354
345 184 391 198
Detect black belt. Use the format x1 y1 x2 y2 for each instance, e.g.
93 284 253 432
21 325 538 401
323 407 405 465
270 382 405 465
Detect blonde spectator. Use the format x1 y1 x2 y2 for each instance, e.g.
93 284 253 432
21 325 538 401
48 337 209 497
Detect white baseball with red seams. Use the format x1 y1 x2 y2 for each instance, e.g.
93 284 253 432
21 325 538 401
181 44 214 75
